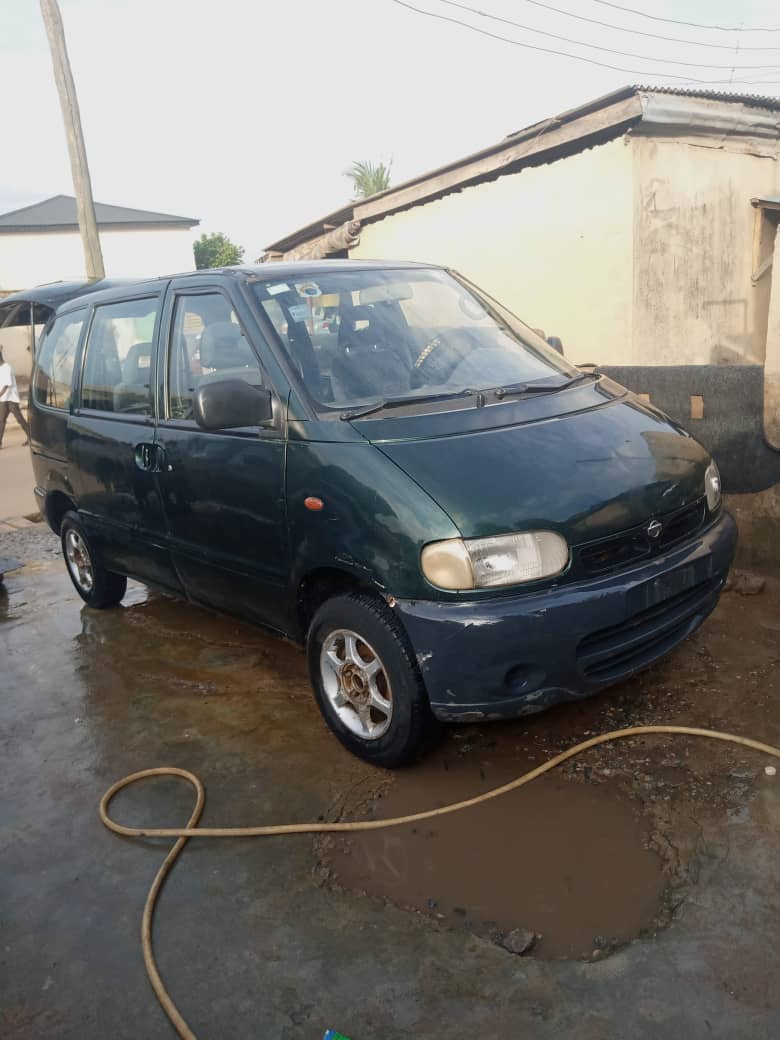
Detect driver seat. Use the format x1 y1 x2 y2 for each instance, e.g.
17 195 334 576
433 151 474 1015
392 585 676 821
330 305 409 401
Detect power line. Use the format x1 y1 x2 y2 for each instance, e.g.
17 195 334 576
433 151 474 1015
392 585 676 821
389 0 780 84
520 0 780 50
729 23 744 87
437 0 780 69
590 1 780 34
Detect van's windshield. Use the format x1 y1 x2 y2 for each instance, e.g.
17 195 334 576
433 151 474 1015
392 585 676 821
251 267 579 415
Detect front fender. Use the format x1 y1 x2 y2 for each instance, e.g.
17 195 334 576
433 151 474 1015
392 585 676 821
285 438 459 611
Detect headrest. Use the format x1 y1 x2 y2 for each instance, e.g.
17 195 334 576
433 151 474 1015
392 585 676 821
346 305 373 330
339 305 377 349
122 341 152 380
200 321 253 369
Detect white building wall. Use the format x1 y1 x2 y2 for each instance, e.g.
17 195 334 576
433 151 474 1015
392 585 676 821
0 325 35 384
0 226 195 291
0 225 196 380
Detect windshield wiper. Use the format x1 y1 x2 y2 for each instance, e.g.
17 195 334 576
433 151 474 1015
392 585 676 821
492 371 597 399
340 388 477 421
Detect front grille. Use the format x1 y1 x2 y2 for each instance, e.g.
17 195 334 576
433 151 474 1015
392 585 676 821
578 499 708 577
577 575 722 682
657 500 706 549
579 533 650 574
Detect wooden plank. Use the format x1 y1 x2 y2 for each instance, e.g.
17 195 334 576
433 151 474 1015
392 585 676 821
752 251 774 285
354 95 643 223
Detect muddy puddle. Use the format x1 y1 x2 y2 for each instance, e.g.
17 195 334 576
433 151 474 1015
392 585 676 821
324 739 667 959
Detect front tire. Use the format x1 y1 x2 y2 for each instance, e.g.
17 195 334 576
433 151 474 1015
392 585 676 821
61 511 127 609
307 592 440 768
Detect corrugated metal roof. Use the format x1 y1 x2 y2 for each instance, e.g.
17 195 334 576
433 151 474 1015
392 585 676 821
0 194 199 232
501 84 780 140
632 84 780 111
265 83 780 254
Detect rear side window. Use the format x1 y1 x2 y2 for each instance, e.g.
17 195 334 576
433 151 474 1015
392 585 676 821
81 297 159 415
33 311 85 410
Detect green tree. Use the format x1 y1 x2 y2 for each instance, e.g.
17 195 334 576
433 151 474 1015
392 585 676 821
193 232 245 269
343 159 392 199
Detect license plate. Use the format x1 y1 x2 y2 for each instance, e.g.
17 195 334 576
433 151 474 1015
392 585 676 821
630 556 713 612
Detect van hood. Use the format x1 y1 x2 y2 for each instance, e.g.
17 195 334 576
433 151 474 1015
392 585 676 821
372 394 711 544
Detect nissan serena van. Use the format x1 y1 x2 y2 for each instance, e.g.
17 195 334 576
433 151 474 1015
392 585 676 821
25 261 736 765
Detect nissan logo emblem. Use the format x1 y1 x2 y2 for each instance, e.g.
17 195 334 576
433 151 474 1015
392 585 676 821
646 520 663 539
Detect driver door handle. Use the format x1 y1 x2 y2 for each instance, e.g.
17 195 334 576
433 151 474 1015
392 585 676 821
134 442 165 473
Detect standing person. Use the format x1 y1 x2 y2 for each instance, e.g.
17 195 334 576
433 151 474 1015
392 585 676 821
0 346 30 448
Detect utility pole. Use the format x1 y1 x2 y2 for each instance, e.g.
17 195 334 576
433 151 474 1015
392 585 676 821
40 0 105 280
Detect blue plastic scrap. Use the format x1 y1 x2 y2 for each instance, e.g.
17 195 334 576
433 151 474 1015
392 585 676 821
323 1032 351 1040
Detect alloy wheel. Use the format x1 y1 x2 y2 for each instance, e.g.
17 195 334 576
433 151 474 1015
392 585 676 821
320 628 393 740
64 528 95 593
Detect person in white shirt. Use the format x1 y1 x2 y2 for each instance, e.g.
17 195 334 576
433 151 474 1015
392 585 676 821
0 346 30 448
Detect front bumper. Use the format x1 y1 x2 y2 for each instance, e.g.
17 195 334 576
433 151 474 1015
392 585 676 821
396 510 737 722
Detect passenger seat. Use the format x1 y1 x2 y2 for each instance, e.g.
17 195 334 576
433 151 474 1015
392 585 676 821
198 322 259 386
113 341 153 414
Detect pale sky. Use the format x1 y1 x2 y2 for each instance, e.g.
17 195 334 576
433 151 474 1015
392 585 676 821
1 0 779 262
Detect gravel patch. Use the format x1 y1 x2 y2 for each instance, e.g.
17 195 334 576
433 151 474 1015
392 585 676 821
0 523 60 564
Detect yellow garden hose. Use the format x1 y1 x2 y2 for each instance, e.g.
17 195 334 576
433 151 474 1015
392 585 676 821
100 725 780 1040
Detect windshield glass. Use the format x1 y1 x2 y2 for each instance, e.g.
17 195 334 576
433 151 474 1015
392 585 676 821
251 267 579 414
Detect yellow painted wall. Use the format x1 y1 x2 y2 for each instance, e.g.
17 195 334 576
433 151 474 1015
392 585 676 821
631 135 780 367
350 137 634 366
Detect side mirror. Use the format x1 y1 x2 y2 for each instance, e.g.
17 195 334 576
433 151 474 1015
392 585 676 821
546 336 564 355
193 379 274 431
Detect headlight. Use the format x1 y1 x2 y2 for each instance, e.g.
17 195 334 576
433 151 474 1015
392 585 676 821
421 531 569 590
705 460 721 513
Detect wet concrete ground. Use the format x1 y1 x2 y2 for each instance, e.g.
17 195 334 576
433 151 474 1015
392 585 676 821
1 526 779 1038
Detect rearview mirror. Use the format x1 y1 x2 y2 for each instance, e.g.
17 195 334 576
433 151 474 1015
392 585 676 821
193 379 273 431
359 281 413 304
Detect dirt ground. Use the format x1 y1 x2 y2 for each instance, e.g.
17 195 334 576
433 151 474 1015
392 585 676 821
1 523 779 1039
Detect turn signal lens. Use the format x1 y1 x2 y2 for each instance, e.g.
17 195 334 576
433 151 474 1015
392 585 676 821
421 531 569 590
705 461 721 513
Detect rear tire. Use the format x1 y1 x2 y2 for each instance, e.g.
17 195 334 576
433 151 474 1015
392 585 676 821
61 511 127 609
307 592 440 768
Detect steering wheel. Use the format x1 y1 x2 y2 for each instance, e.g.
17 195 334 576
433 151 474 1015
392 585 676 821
410 332 468 387
413 335 444 371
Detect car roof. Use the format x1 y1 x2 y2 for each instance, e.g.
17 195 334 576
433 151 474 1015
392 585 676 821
54 259 441 315
0 278 135 328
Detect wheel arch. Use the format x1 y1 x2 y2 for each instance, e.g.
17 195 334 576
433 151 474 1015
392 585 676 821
45 490 77 534
296 566 385 641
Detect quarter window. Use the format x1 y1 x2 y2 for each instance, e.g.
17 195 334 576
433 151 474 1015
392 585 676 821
81 297 159 415
167 293 261 420
33 311 85 410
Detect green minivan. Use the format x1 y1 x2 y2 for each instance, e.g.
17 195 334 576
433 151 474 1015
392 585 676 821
23 260 735 765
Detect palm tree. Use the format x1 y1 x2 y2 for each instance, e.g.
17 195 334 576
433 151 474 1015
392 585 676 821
344 159 392 199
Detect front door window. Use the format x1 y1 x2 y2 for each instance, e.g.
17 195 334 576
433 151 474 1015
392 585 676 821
167 293 262 421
